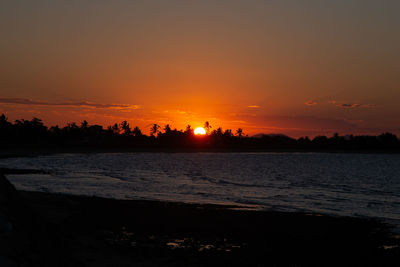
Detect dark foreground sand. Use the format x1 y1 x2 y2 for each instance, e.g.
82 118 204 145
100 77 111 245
0 171 399 266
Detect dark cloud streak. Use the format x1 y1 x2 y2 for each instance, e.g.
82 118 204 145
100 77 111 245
330 101 377 108
0 97 140 109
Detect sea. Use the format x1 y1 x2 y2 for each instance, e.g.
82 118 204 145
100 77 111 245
1 152 399 227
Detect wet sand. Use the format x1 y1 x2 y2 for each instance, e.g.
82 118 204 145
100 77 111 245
0 172 399 266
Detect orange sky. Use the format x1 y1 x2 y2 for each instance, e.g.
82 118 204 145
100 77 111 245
1 1 399 137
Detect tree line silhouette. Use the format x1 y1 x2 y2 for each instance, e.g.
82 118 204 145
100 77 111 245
0 114 399 151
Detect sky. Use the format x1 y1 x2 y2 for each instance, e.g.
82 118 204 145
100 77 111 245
1 0 399 137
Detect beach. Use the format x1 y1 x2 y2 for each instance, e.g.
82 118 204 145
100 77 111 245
1 170 399 266
2 1 400 265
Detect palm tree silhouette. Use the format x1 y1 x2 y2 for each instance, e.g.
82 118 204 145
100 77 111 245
120 121 131 135
132 126 142 137
224 129 232 137
80 120 89 129
185 125 192 133
164 124 172 134
111 123 120 134
236 128 243 138
204 121 212 134
150 124 160 137
0 114 11 129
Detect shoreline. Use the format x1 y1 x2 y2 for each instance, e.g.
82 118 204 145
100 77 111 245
2 163 400 234
2 147 400 159
1 173 399 266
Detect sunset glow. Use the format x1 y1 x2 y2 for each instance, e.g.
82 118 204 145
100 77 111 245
194 127 206 135
0 1 399 137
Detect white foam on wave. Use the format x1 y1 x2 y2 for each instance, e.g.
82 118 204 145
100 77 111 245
1 152 400 223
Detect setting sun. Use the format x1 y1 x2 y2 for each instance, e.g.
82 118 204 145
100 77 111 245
194 127 206 135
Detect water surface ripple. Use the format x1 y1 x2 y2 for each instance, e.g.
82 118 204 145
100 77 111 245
1 153 399 225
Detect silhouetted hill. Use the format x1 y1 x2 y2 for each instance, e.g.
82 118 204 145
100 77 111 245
252 133 290 138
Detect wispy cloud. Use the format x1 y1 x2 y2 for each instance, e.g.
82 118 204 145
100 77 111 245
330 101 377 108
163 109 188 114
247 105 260 108
0 97 140 109
304 100 317 106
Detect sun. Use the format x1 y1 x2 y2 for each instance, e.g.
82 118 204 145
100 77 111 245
194 127 206 135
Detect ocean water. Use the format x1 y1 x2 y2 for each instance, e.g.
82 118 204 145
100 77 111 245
1 153 399 224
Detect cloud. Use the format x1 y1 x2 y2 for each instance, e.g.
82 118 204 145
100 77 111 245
247 105 260 108
0 97 140 109
330 101 377 108
304 100 317 106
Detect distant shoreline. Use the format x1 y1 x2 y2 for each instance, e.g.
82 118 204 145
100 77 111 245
1 114 400 156
1 147 400 159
